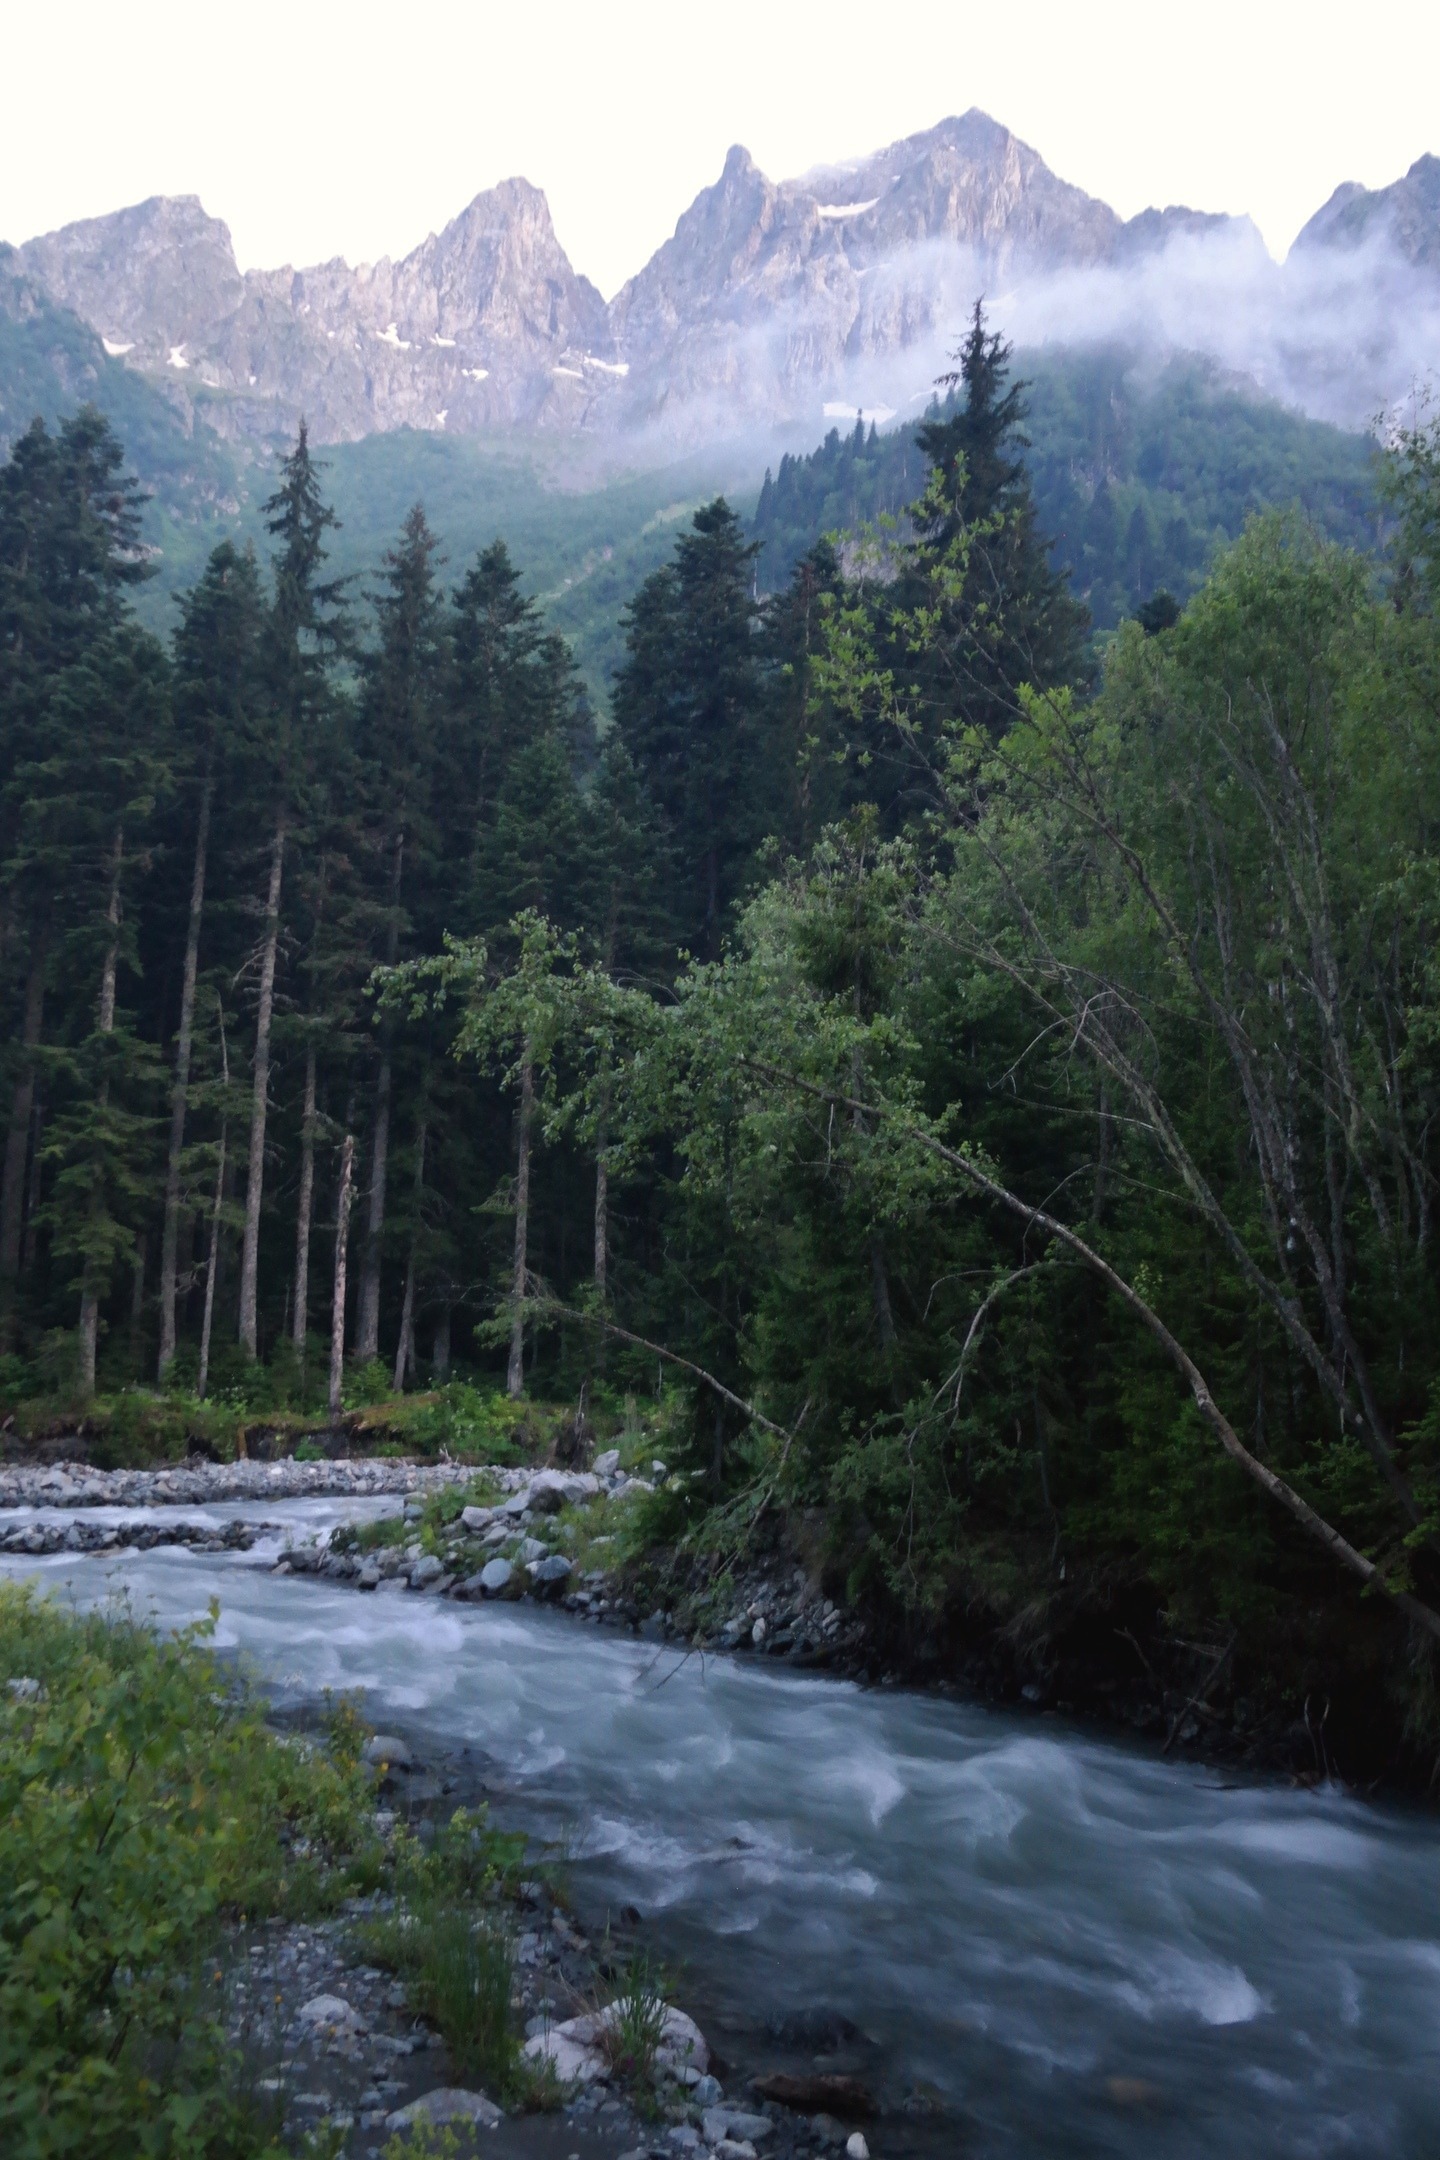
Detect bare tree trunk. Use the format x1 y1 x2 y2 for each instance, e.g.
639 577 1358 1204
869 1233 899 1350
238 815 285 1360
356 1053 390 1363
328 1133 355 1419
432 1308 451 1382
129 1232 146 1361
507 1051 534 1400
21 1095 43 1277
392 1116 426 1392
0 928 47 1299
158 778 213 1378
357 833 402 1365
291 1043 317 1355
78 831 123 1396
197 1121 227 1402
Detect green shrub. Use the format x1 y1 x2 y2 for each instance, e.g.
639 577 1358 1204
0 1351 38 1410
0 1585 380 2157
397 1382 529 1463
343 1358 394 1409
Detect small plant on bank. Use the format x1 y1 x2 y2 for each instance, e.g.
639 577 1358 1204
596 1950 672 2102
351 1808 528 2101
381 2124 466 2160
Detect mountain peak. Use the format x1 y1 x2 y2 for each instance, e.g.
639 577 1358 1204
12 118 1440 451
1293 153 1440 270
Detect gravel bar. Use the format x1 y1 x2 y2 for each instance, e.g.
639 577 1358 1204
0 1456 520 1510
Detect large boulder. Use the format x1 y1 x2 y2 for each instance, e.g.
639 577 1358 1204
385 2087 503 2131
526 1469 600 1513
523 2002 708 2086
522 2025 608 2084
529 1553 573 1586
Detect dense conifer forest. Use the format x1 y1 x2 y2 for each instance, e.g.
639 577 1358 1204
5 309 1440 1756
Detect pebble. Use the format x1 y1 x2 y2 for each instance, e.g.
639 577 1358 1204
362 1735 413 1770
296 1993 367 2036
845 2138 870 2160
704 2106 773 2144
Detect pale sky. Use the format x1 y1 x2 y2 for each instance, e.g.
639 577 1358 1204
3 0 1436 299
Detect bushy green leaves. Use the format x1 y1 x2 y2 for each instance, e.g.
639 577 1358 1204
0 1586 379 2159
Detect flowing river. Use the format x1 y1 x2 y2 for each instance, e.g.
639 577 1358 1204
5 1496 1439 2158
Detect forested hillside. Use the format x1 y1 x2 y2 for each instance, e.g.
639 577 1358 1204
4 254 1386 701
4 308 1439 1773
753 350 1383 626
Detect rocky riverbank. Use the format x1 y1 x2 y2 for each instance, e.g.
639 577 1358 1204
245 1750 883 2160
278 1458 1355 1786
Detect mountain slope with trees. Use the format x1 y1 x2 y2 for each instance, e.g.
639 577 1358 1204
752 349 1382 627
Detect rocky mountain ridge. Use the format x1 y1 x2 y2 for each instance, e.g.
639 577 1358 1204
11 112 1440 450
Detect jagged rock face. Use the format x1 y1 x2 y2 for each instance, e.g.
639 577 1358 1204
18 196 246 365
18 179 616 444
1293 154 1440 272
603 111 1257 438
11 112 1440 451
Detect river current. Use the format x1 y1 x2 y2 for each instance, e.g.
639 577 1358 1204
4 1496 1438 2157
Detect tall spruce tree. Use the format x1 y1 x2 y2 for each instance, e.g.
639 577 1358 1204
237 426 347 1361
902 301 1089 747
353 505 448 1363
0 413 153 1336
157 542 265 1377
611 499 762 961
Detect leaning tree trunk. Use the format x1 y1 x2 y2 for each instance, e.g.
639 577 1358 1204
506 1050 535 1400
0 925 48 1340
357 832 403 1365
392 1115 426 1392
238 816 285 1360
158 777 213 1378
78 830 123 1396
291 1043 317 1356
328 1132 355 1420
